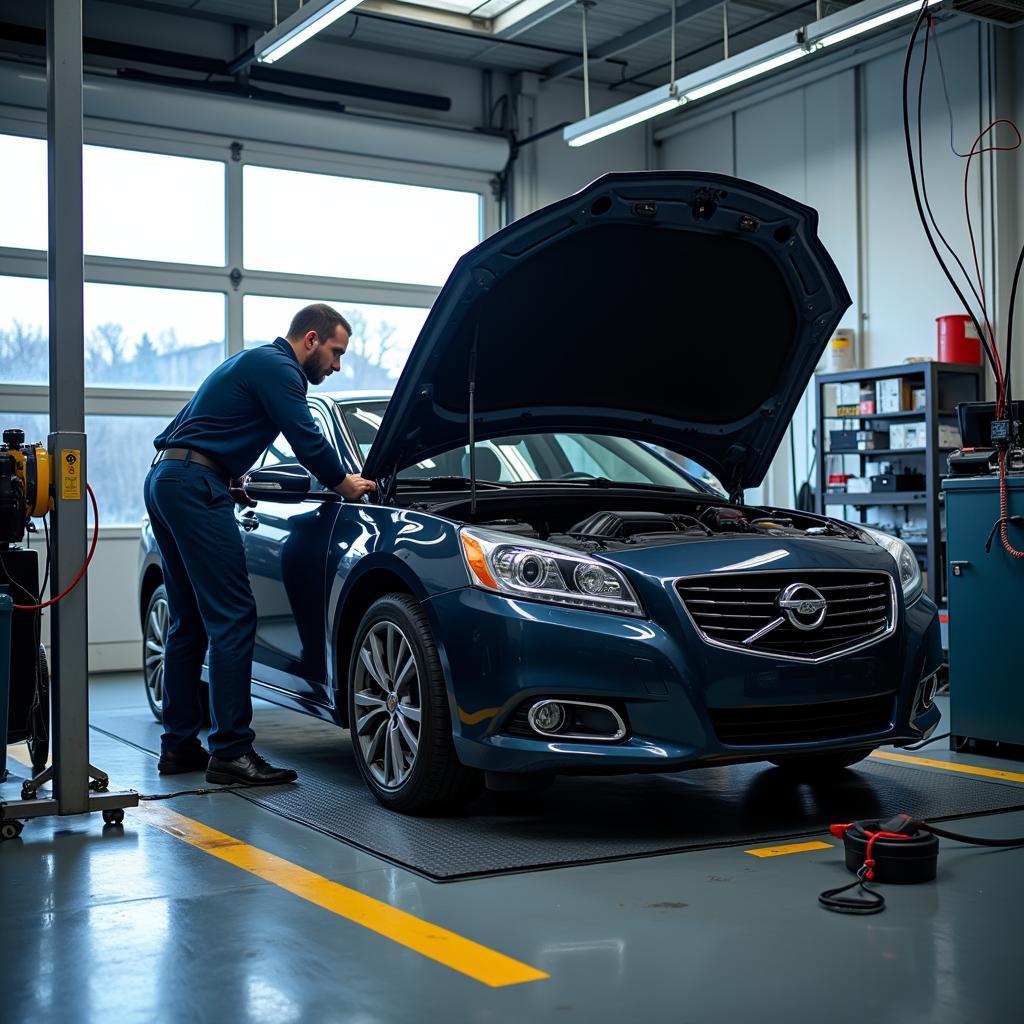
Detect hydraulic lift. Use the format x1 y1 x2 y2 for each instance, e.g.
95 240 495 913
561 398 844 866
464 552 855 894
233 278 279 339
0 0 137 839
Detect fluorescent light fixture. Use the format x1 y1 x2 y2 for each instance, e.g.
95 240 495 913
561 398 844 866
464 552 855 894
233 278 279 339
814 0 943 49
255 0 362 65
683 48 807 102
564 0 945 148
567 94 684 148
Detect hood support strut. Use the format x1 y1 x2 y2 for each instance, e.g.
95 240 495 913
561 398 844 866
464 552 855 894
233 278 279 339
468 324 479 522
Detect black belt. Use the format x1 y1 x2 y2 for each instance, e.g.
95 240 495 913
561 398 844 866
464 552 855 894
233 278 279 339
152 448 230 483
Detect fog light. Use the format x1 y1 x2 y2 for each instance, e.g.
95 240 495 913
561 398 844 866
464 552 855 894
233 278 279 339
529 701 566 734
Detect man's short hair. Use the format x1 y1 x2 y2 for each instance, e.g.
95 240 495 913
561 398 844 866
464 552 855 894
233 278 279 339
286 303 352 342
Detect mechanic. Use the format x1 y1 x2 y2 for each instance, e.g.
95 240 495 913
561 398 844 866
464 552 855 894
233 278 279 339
144 303 376 786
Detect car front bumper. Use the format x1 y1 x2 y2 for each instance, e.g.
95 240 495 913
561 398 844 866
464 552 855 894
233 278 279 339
424 586 943 775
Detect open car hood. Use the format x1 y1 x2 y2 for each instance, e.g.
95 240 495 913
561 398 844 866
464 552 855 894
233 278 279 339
362 171 851 497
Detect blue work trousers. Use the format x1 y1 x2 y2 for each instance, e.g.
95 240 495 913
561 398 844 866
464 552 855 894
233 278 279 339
143 458 256 759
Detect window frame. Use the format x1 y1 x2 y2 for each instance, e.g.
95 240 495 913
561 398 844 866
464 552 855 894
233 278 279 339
0 108 496 534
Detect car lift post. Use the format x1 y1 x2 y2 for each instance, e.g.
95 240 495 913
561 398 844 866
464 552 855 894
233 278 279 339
0 0 137 834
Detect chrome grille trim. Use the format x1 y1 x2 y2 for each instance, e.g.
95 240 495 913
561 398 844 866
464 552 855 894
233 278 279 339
675 568 898 663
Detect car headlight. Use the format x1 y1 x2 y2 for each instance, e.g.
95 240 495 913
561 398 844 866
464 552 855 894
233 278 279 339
863 527 923 603
460 526 644 617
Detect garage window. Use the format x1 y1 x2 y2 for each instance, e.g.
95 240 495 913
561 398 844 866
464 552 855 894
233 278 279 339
0 125 492 530
0 134 226 265
243 294 428 391
0 276 226 388
242 165 481 286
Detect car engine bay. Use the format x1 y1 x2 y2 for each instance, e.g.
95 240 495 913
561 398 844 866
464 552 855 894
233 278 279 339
403 488 867 552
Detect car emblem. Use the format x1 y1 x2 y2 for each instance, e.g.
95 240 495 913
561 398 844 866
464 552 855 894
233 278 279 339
778 583 828 630
742 582 828 645
386 693 398 713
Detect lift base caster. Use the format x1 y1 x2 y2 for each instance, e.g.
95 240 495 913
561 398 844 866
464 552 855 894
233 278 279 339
0 820 24 841
102 808 124 826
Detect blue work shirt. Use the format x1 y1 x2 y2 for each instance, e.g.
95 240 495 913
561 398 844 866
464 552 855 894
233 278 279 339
154 337 347 487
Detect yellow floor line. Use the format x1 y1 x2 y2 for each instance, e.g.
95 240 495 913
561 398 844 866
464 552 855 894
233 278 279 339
745 840 833 858
871 749 1024 784
137 803 548 988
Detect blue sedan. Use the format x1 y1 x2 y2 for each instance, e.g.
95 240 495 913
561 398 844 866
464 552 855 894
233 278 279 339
139 171 942 814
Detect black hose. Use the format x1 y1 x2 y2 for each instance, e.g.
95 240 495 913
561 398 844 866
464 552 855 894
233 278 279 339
902 2 1000 379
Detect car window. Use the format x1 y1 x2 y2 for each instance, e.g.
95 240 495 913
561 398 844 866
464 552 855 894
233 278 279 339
549 434 692 487
260 406 332 470
338 400 704 489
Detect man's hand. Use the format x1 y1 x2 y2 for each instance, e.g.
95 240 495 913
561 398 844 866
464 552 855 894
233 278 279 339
229 479 257 508
335 474 377 501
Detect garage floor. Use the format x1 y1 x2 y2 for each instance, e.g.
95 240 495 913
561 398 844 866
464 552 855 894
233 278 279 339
2 676 1022 1024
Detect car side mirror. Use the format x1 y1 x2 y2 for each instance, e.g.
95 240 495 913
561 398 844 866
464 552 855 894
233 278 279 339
242 465 312 503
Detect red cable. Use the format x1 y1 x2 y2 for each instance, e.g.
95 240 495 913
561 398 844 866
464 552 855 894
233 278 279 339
998 451 1024 559
861 830 914 881
13 483 100 612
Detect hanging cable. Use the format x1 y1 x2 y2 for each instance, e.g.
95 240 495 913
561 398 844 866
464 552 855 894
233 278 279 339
915 18 990 342
722 1 729 61
902 2 1000 382
962 120 1019 414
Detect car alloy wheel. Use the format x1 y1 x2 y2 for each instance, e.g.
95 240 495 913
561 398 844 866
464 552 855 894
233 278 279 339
143 585 169 723
347 593 481 814
352 621 422 789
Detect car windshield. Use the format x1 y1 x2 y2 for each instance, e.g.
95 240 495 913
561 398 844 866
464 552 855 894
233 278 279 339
337 401 715 491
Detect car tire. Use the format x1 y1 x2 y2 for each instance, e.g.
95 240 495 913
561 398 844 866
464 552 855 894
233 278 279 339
347 593 481 814
768 750 873 774
143 584 210 727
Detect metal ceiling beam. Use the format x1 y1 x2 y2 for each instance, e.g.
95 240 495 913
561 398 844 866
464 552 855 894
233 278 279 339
541 0 724 81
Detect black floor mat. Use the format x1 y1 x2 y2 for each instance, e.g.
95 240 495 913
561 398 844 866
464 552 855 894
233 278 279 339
93 704 1024 882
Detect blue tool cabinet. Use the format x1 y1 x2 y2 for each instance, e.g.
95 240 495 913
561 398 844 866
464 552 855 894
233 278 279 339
943 474 1024 747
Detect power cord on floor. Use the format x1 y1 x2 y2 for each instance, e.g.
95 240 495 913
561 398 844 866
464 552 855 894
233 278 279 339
820 811 1024 915
138 784 266 801
902 731 951 750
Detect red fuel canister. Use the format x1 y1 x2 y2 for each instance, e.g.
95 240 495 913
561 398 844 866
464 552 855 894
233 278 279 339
936 314 982 365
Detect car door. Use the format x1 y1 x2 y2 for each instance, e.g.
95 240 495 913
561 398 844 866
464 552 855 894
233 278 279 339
238 401 352 706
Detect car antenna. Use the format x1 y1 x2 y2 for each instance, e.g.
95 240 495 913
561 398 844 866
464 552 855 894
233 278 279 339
468 323 479 522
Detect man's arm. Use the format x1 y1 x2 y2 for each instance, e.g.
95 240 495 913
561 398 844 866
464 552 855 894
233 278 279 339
249 362 375 499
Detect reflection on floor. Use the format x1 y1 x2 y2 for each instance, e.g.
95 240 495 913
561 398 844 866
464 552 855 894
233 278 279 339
1 675 1021 1023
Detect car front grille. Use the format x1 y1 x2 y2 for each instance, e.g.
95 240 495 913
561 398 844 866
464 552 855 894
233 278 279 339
708 692 895 746
676 570 895 660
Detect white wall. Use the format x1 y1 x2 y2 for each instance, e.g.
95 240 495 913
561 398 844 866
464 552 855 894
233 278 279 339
512 75 651 218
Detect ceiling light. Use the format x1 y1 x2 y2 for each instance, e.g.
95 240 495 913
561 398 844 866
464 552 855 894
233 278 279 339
567 94 685 147
564 0 945 147
255 0 362 65
682 47 807 102
814 0 943 49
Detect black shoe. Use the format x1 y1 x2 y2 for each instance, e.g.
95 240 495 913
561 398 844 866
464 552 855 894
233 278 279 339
158 744 210 775
206 751 298 787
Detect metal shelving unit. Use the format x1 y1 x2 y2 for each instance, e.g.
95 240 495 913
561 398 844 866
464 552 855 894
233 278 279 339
814 361 984 609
